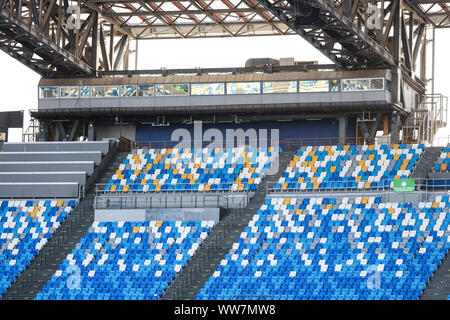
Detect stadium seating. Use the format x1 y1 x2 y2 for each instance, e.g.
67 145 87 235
197 195 449 300
104 146 279 193
275 144 424 191
36 220 215 300
0 199 77 296
433 144 450 172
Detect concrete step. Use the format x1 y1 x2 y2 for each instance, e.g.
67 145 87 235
0 146 124 300
420 250 450 300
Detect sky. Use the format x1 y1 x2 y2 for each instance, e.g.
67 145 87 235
0 29 449 143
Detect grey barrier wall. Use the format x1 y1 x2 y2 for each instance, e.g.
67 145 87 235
0 161 94 175
0 151 102 165
38 91 391 111
4 141 110 155
95 208 221 222
0 182 79 198
94 192 250 210
267 190 443 204
428 172 450 179
0 172 86 185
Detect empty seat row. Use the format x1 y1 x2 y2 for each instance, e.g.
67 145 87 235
275 144 424 191
197 195 449 300
36 220 215 300
433 144 450 172
0 199 77 296
105 146 279 193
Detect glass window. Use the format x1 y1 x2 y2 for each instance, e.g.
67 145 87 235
155 84 173 96
39 86 58 99
342 79 372 91
342 79 356 91
355 79 370 90
262 81 297 94
227 82 260 95
330 80 341 92
299 80 329 92
191 83 225 95
60 86 79 98
80 86 91 98
137 84 154 97
92 86 119 98
172 84 189 96
370 78 384 90
120 85 137 97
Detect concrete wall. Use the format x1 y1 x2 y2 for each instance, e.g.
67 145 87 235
0 151 102 165
0 172 86 185
4 141 110 154
95 207 221 222
0 182 79 198
0 161 94 175
96 125 136 142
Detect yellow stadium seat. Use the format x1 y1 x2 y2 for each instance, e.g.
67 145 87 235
155 221 162 227
326 204 332 210
155 185 161 192
388 208 395 214
295 209 303 215
441 164 447 171
364 182 371 189
283 198 291 205
132 226 139 233
281 183 288 190
205 184 211 192
56 200 63 207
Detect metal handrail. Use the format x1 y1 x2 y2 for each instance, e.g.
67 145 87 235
129 135 450 150
94 182 251 196
93 189 250 210
265 178 450 195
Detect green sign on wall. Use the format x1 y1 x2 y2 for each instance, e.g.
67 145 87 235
393 179 415 192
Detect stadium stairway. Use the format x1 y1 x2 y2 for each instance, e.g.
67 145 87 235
160 150 296 300
420 251 450 300
0 147 127 300
411 147 444 180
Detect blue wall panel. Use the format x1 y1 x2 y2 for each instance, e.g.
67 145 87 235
136 119 356 147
